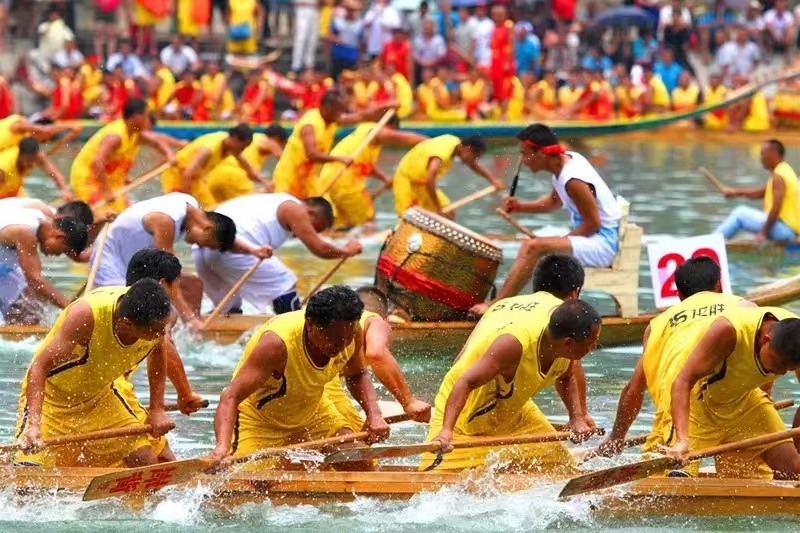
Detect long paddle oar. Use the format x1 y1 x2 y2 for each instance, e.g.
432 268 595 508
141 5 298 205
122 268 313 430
303 257 348 304
559 425 800 499
46 125 83 156
83 224 110 294
2 422 176 455
441 185 498 215
163 399 210 412
82 412 410 501
698 166 727 194
495 208 536 238
508 154 523 198
92 162 170 210
319 109 396 196
201 258 264 330
323 428 604 464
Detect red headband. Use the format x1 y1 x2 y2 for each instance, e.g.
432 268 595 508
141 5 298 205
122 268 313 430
523 140 565 156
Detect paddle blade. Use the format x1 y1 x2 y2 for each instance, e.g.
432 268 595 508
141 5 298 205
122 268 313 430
558 456 678 499
82 458 210 501
324 443 439 464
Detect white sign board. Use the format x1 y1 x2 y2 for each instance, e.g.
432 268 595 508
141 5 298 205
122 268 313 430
647 234 732 309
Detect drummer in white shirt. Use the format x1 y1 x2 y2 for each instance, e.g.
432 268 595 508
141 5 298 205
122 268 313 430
192 193 362 315
470 123 621 315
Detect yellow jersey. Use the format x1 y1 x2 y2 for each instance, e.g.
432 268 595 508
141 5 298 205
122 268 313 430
154 66 176 109
557 86 582 108
21 287 160 406
161 131 229 193
507 77 525 120
70 118 140 192
319 122 382 192
0 115 24 152
234 311 358 430
395 135 460 185
0 146 31 198
648 77 671 108
705 84 727 106
432 292 567 435
273 108 336 198
533 80 556 110
353 80 379 110
391 72 414 119
698 306 799 409
671 84 699 111
460 79 485 105
764 161 800 234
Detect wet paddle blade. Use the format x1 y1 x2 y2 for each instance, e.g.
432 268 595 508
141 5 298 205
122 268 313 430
324 443 439 464
82 458 211 501
558 456 678 499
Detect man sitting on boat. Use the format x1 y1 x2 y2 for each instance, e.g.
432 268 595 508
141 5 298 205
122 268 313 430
209 286 390 466
14 279 175 467
715 139 800 246
193 193 362 315
470 123 621 316
89 192 267 331
0 208 87 325
663 306 800 478
324 286 431 427
422 254 599 472
391 134 504 218
598 257 768 476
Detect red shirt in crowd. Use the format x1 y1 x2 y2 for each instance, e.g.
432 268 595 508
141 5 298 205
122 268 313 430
382 39 411 80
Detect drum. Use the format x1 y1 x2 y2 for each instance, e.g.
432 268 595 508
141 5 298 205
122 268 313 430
375 207 503 322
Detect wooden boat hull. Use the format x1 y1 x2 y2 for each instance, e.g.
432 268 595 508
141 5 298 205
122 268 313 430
3 466 800 516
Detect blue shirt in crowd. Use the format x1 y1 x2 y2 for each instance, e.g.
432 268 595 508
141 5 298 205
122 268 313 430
654 60 684 93
515 35 541 75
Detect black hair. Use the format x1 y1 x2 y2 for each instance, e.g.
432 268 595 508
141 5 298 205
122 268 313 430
674 256 721 299
517 123 559 147
126 248 182 285
205 211 237 252
771 318 800 365
54 217 88 253
19 137 40 155
356 286 388 315
765 138 785 158
460 135 486 155
228 123 254 143
56 201 93 226
548 299 602 341
264 124 289 143
304 197 335 229
387 115 400 128
532 254 585 299
321 90 346 108
118 278 172 327
123 98 148 119
305 285 365 327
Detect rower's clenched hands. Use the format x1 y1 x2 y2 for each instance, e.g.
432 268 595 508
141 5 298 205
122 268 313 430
365 415 390 444
252 245 274 259
342 240 363 257
206 446 232 473
403 397 432 423
18 424 44 454
146 409 174 437
502 196 521 213
178 392 207 415
596 436 626 458
658 438 689 462
567 414 597 443
430 429 453 452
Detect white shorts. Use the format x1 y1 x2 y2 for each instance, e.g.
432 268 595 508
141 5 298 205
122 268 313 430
0 265 26 319
567 231 618 268
192 247 297 312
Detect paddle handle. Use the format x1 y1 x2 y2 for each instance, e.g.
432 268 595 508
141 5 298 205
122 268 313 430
84 224 111 294
202 258 264 329
688 426 800 462
163 399 210 412
446 431 572 451
698 166 727 194
508 155 524 198
319 109 396 196
1 422 176 453
495 208 536 238
46 125 82 156
303 257 348 304
92 162 170 210
371 181 392 200
441 185 497 215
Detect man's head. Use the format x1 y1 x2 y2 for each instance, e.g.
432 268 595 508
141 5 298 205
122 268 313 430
677 71 692 89
123 98 150 131
170 34 184 49
419 1 429 15
126 248 182 291
119 38 133 55
454 135 486 165
674 256 722 300
490 4 506 24
319 91 347 123
660 48 675 65
40 217 88 256
515 21 533 40
458 6 470 21
225 123 254 154
547 299 602 360
305 285 365 355
760 138 785 170
532 254 585 300
116 278 173 341
56 201 94 226
759 317 800 375
357 286 388 318
18 137 40 170
302 196 335 232
516 123 565 173
264 124 289 146
421 19 436 38
184 211 237 251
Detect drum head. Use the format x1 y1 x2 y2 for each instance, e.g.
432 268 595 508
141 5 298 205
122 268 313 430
401 207 503 263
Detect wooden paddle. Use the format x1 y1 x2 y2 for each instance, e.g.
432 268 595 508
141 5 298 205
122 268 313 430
82 412 410 501
370 181 392 200
83 224 111 295
91 162 170 210
1 422 175 455
46 125 82 156
324 429 593 464
495 208 536 238
508 154 524 198
698 166 727 194
163 399 210 412
303 257 348 304
441 185 498 215
202 258 264 330
559 425 800 499
318 109 396 196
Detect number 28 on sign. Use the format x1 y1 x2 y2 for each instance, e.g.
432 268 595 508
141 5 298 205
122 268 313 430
646 234 732 309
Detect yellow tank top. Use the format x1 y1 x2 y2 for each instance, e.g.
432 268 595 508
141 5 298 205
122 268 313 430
698 307 799 408
276 108 336 178
154 67 176 108
22 287 160 406
392 73 413 119
80 64 102 90
433 292 566 435
417 83 438 115
764 161 800 234
201 73 226 99
705 85 727 105
353 80 379 109
218 132 269 173
534 80 555 109
229 0 256 26
671 85 699 110
235 311 357 429
0 115 25 152
460 80 485 103
558 86 582 107
649 78 671 108
396 135 461 185
642 292 743 411
0 147 31 198
176 131 229 174
324 122 381 185
72 119 140 180
507 77 525 119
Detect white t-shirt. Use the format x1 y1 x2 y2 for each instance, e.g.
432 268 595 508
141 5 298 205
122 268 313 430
552 152 620 230
213 193 300 250
473 16 495 67
763 9 794 38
